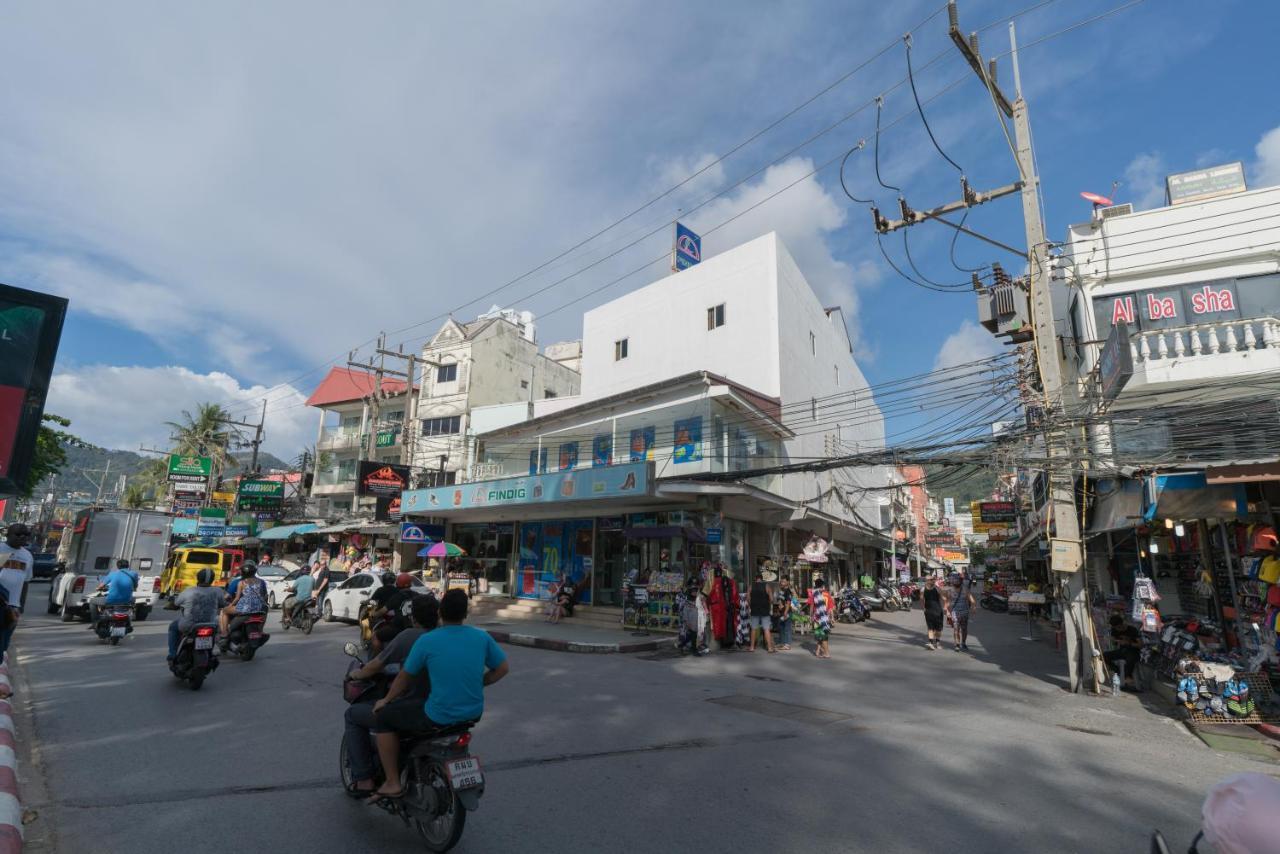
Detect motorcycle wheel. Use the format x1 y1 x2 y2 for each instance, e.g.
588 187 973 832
268 592 277 609
303 616 314 635
981 599 992 610
882 600 897 612
281 617 291 631
339 733 355 792
414 761 466 853
189 673 205 691
110 636 120 646
241 646 256 662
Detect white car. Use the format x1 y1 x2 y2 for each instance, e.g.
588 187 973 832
255 564 294 609
323 573 428 623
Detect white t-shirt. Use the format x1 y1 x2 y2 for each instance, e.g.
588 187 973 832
0 544 33 611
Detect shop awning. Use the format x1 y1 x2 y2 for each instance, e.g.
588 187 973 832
1205 462 1280 484
314 522 360 534
1142 473 1247 522
1087 479 1143 536
357 524 398 536
259 523 318 541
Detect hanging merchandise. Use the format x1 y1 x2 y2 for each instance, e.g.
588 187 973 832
1259 555 1280 584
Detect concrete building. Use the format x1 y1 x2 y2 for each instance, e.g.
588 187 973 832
400 232 893 606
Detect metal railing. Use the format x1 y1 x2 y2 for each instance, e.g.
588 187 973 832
1130 316 1280 363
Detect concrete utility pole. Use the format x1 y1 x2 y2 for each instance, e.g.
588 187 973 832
874 3 1099 691
218 402 267 473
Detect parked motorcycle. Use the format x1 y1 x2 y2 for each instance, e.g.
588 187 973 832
221 612 270 661
91 599 134 646
981 591 1009 613
835 587 869 623
339 642 483 852
875 584 903 612
857 586 888 611
280 596 317 635
169 623 219 690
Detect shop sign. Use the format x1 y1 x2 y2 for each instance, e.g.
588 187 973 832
375 495 402 521
978 501 1016 523
224 524 251 537
198 507 226 520
1166 161 1246 206
401 461 650 514
168 454 212 480
212 491 237 504
400 522 445 542
673 417 703 464
705 527 723 544
172 518 198 536
598 516 625 531
0 283 68 495
673 221 702 271
237 478 284 509
357 460 410 497
1098 320 1134 403
375 429 399 448
943 497 955 518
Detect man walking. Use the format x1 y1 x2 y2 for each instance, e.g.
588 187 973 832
747 570 776 653
0 524 34 681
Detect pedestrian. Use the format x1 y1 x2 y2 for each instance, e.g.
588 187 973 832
921 576 945 650
677 577 708 656
945 575 976 651
774 576 795 651
808 577 834 659
0 523 34 683
747 570 775 653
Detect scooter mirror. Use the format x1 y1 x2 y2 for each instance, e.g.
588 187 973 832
343 642 360 658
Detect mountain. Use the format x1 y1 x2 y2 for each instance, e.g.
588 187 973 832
923 463 1001 510
38 446 294 498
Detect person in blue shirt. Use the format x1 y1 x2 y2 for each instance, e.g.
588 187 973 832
369 589 508 801
101 559 138 605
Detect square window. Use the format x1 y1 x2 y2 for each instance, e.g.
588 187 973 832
615 338 629 360
520 379 529 389
436 363 458 383
707 303 725 330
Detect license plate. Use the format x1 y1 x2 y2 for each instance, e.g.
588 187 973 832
195 636 213 650
248 631 263 640
110 626 126 638
447 757 483 790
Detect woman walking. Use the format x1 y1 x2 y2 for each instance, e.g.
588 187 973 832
921 577 944 650
944 575 977 651
774 576 794 651
808 578 834 659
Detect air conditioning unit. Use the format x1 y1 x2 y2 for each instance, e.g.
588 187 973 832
1096 203 1134 221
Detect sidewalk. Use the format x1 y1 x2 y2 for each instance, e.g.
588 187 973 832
473 616 676 654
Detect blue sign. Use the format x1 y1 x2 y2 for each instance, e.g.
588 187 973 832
400 522 439 543
401 462 650 514
673 416 703 464
224 524 251 537
674 222 701 271
172 518 198 536
705 527 723 544
197 524 225 537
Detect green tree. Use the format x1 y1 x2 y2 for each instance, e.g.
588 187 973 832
165 403 240 473
21 414 93 497
120 482 149 509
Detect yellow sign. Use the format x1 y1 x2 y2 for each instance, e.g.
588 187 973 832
212 491 237 504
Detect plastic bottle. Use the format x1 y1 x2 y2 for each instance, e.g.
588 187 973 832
1112 672 1122 697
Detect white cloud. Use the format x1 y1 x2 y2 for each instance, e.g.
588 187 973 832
933 321 1002 372
46 365 314 460
1123 152 1167 211
1255 126 1280 188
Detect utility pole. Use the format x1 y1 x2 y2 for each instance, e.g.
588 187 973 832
874 3 1099 692
86 459 112 505
217 402 267 474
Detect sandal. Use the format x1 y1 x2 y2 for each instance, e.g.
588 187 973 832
345 781 375 799
365 786 404 804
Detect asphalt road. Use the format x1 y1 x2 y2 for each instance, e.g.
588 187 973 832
10 582 1267 854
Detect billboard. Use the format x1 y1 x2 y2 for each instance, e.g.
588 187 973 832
401 461 649 514
673 222 702 271
357 460 410 497
1166 161 1246 206
237 478 284 510
0 283 69 496
168 455 212 488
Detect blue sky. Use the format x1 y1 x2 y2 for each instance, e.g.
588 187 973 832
2 0 1277 456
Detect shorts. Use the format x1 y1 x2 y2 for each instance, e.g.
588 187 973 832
812 625 830 642
749 615 770 630
374 698 440 734
925 611 944 631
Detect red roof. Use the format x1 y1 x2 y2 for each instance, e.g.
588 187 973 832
306 367 415 408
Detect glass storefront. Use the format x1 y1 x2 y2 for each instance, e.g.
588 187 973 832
516 519 594 603
451 523 515 593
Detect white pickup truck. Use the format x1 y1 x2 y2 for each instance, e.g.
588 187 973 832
47 508 172 622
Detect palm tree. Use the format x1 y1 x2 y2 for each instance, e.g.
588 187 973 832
165 403 241 473
120 482 149 509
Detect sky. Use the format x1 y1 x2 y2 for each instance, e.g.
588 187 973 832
3 0 1278 458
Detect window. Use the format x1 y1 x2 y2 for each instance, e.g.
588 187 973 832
544 390 558 399
422 415 461 436
615 338 629 360
811 397 817 420
383 410 404 424
834 365 840 386
810 331 816 356
520 379 529 389
436 363 458 383
707 303 725 330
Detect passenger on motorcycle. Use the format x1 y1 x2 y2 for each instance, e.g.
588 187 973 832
220 562 267 638
368 589 509 801
360 572 398 643
167 569 226 660
343 594 440 795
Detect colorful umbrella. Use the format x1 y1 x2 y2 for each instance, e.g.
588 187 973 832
418 542 465 558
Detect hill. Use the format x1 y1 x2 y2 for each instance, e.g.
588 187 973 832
38 445 292 498
923 463 1001 510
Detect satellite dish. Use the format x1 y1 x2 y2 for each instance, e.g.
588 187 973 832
1081 191 1114 207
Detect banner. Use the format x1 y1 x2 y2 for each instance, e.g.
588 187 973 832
673 417 702 464
592 434 612 467
0 283 69 495
629 426 655 462
357 460 410 497
558 442 578 471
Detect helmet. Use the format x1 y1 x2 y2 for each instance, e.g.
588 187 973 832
395 572 413 589
196 568 215 586
381 572 396 587
116 559 130 569
240 562 258 577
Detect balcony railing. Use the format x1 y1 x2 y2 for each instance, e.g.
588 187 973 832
318 429 362 450
1130 316 1280 364
314 469 356 488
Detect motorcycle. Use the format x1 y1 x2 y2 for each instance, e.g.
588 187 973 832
169 623 219 690
91 598 135 646
221 612 270 661
281 595 317 634
981 591 1010 613
339 642 483 853
835 587 869 623
898 581 920 602
874 584 903 612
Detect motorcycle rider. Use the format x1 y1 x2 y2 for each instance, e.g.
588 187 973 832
220 562 268 640
167 568 226 661
368 588 509 801
360 572 399 644
343 594 440 795
284 567 315 627
93 559 139 625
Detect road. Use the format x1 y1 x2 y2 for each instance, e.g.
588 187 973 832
9 581 1265 854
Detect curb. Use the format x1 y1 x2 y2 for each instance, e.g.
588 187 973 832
0 667 20 854
486 629 675 654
